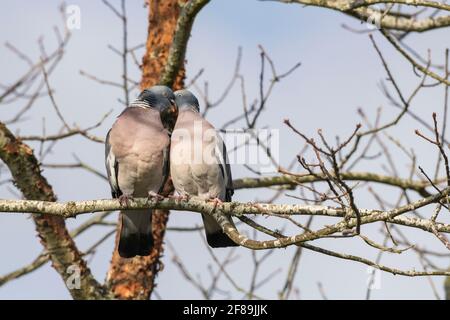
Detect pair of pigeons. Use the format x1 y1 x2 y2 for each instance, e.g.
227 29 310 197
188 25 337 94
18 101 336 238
105 86 237 258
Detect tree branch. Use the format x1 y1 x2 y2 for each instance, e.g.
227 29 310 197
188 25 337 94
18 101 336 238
234 172 434 197
1 187 450 248
264 0 450 32
159 0 210 87
0 212 112 287
0 122 106 299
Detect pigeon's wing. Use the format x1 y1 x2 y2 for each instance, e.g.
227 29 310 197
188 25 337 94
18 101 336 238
215 132 234 201
201 130 238 248
105 129 121 198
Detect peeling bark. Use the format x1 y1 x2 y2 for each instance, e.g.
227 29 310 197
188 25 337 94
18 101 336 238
0 123 105 299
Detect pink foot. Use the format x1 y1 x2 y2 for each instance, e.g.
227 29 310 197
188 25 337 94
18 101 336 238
148 191 164 201
169 194 190 201
119 194 133 207
209 197 223 210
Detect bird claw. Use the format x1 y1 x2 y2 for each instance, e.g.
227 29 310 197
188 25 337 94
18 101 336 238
209 197 223 210
169 194 190 201
119 194 133 207
148 191 164 201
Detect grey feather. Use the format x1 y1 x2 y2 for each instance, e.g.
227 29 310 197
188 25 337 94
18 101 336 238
214 133 234 202
105 129 120 198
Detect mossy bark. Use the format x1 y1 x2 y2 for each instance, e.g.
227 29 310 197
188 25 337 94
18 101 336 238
0 123 105 299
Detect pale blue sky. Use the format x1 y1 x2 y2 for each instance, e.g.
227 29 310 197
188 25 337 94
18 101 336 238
0 0 449 299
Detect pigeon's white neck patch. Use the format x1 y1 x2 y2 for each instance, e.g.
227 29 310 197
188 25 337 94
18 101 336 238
129 99 150 109
181 105 199 113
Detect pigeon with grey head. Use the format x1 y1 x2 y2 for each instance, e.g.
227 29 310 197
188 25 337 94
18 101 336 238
170 89 237 248
105 85 177 258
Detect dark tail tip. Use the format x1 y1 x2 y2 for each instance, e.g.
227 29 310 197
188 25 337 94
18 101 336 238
118 215 154 258
137 233 154 256
206 232 238 248
118 232 154 258
118 232 138 258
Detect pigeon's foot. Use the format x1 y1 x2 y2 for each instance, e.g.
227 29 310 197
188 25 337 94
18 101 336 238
208 197 223 210
148 191 165 201
169 194 190 201
118 194 133 207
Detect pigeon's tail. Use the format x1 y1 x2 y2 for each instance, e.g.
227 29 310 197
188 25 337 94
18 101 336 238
202 213 238 248
118 210 154 258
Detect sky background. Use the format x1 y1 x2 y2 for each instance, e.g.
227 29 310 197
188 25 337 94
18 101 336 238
0 0 449 299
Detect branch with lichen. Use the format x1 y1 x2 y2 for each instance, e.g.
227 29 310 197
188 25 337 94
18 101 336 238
0 212 112 287
0 170 439 287
0 187 449 247
265 0 450 32
159 0 211 87
233 172 434 197
0 122 106 299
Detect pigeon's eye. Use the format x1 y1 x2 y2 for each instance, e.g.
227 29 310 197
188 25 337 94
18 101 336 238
163 92 168 97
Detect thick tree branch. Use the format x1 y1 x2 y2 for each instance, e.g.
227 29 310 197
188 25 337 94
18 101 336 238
159 0 210 87
0 212 112 287
0 122 105 299
1 187 450 248
0 191 447 221
266 0 450 32
347 0 450 11
0 170 440 287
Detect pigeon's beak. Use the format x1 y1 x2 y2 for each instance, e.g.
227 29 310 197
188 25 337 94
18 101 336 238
169 99 178 118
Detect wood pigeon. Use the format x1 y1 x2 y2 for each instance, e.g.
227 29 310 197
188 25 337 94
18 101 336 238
170 89 238 248
105 85 177 258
